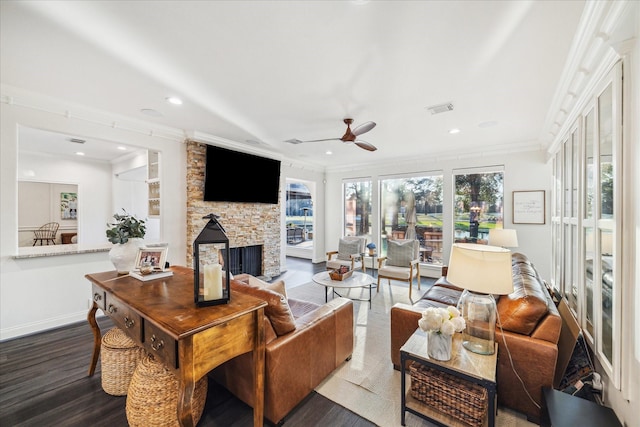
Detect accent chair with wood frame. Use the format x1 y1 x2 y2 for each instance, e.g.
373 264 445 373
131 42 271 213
326 236 367 273
377 239 421 299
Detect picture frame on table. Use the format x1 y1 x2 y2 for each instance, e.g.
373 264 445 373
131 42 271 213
134 247 168 271
513 190 545 224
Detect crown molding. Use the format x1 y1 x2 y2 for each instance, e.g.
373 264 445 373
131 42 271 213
542 0 635 157
1 84 187 142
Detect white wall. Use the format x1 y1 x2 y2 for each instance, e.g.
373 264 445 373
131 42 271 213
323 149 553 280
18 151 112 246
1 92 187 341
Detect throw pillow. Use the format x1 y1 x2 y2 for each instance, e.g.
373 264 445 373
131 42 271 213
231 281 296 336
247 276 288 299
387 239 418 267
337 237 362 261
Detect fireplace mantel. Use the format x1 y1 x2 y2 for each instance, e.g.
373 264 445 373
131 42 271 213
185 140 281 277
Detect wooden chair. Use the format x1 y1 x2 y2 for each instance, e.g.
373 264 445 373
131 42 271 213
377 239 421 299
33 222 59 246
326 236 366 273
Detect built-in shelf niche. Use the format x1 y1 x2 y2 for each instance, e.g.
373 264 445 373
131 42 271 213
147 151 160 217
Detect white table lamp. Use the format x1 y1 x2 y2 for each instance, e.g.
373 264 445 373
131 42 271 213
488 228 519 248
447 243 513 355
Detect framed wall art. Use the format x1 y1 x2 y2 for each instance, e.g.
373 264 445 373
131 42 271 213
60 192 78 220
513 190 545 224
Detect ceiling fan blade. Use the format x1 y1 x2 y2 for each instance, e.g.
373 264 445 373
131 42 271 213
352 121 376 136
355 140 377 152
302 138 342 143
284 138 339 144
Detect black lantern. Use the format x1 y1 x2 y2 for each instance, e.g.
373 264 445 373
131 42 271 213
193 213 230 307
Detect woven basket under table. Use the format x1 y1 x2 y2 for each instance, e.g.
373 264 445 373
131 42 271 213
101 327 145 396
126 353 208 427
409 362 488 427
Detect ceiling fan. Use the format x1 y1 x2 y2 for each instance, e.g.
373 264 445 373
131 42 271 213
285 118 377 152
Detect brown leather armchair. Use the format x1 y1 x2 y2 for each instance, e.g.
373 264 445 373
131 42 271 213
212 275 354 425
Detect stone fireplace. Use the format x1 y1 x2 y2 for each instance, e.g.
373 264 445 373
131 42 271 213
185 140 281 277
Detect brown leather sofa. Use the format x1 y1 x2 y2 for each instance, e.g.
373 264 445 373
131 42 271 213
390 252 562 422
212 274 354 425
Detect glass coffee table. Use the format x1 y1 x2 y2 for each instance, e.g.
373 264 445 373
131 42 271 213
312 271 375 309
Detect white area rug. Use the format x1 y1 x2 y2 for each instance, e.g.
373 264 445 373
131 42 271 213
287 280 537 427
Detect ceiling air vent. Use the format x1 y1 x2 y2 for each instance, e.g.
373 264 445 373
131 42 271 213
426 102 454 115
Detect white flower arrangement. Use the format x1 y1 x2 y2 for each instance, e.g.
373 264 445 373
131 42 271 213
418 306 466 336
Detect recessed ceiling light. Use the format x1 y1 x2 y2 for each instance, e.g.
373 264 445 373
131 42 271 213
140 108 163 117
166 97 183 105
117 146 127 151
448 128 461 134
326 150 333 155
75 152 85 156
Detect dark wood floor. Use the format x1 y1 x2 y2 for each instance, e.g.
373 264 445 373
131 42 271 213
0 257 377 427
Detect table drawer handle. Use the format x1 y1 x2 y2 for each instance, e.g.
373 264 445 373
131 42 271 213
124 317 135 328
150 335 164 351
93 293 102 302
107 304 117 314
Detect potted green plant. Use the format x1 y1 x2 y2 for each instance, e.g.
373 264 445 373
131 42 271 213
106 209 146 243
106 209 146 274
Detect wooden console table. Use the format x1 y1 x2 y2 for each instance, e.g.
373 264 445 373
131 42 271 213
86 266 267 427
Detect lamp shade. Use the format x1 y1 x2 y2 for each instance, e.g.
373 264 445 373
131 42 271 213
488 228 519 248
448 243 513 355
447 243 514 295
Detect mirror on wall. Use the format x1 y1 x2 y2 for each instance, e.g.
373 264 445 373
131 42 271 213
17 126 151 248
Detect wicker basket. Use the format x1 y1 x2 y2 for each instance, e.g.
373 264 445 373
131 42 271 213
329 269 353 281
126 354 208 427
409 362 488 427
101 327 145 396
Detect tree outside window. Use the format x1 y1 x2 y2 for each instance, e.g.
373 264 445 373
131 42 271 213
453 171 504 243
344 180 372 238
379 175 443 264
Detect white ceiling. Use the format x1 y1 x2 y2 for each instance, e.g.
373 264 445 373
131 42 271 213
1 0 586 168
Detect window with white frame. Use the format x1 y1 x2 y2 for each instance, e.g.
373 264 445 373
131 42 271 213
453 168 504 245
552 62 622 389
379 174 443 264
343 180 373 239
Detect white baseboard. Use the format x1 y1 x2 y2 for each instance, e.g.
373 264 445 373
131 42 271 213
0 310 105 342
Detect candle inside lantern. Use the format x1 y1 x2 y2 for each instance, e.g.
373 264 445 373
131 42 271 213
204 263 223 300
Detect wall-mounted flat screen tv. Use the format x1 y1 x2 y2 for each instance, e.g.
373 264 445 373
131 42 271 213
204 145 281 204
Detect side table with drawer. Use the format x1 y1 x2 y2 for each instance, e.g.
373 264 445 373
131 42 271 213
400 329 498 427
86 266 268 427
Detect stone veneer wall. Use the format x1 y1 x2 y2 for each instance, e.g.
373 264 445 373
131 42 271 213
185 140 281 277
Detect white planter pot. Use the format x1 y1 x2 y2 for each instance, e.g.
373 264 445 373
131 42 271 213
109 238 144 274
427 331 452 361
